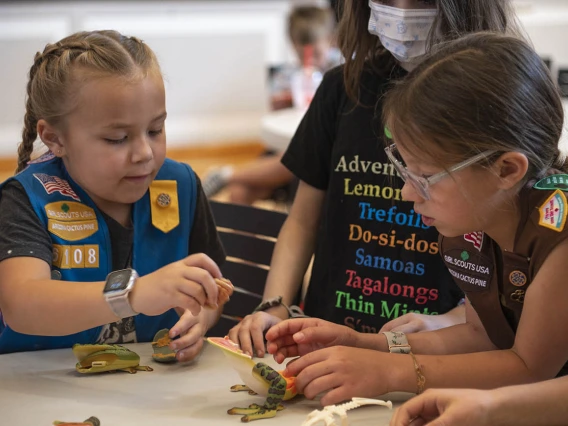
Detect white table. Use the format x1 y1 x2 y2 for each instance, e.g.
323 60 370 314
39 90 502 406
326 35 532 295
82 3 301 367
260 108 306 152
0 342 409 425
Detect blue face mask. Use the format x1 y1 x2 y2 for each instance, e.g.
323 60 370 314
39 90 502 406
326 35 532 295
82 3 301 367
368 1 437 68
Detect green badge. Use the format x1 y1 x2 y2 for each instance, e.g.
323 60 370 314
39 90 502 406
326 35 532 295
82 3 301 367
61 203 69 213
461 251 470 261
533 174 568 191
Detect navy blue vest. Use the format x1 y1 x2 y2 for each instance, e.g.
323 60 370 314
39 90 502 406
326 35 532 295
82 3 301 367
0 155 196 353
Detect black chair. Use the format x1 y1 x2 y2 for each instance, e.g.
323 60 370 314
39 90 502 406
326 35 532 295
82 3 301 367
206 201 288 337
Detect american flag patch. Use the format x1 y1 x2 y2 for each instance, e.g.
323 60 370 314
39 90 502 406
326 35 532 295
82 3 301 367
33 173 80 201
464 231 484 251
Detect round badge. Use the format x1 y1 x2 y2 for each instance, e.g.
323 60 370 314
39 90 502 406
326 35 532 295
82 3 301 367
509 270 527 287
156 193 171 207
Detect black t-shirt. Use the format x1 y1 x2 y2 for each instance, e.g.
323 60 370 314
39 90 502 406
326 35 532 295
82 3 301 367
282 65 463 333
0 173 225 342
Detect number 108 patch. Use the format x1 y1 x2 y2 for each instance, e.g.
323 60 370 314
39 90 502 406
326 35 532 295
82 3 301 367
52 244 99 269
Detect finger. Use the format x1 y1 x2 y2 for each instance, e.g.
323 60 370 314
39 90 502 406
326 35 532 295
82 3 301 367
390 321 421 334
265 318 317 341
179 268 218 308
379 316 409 333
171 322 201 352
266 334 299 352
391 394 435 426
301 371 339 402
249 319 271 358
175 293 203 317
170 310 199 339
236 320 255 357
182 253 222 278
283 350 323 378
176 334 204 362
227 323 242 346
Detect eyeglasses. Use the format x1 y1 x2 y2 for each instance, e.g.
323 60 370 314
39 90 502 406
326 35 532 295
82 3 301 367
384 143 497 200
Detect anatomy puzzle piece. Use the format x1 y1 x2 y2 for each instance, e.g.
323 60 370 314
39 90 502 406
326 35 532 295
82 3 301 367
207 336 298 422
302 398 393 426
72 344 152 374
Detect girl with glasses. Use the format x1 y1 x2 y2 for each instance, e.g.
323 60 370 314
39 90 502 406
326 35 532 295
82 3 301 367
228 0 522 359
265 33 568 412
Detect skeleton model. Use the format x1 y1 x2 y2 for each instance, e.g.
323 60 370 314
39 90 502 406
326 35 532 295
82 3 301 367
301 397 393 426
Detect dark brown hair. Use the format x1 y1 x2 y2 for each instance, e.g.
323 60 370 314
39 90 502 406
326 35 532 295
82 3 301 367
17 30 161 173
288 6 336 46
336 0 521 101
383 32 565 181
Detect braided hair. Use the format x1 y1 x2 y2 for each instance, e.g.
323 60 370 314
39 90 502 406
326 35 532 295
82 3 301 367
16 30 160 173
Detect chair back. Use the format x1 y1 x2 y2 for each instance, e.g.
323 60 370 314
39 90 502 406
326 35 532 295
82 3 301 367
206 201 288 337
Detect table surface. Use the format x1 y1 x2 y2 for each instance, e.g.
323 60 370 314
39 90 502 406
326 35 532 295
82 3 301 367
0 342 409 426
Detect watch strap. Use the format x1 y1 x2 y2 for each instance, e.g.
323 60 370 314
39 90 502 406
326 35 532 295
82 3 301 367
105 270 139 319
253 296 308 318
381 331 411 354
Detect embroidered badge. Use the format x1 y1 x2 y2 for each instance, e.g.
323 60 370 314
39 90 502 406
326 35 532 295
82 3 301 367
463 231 484 251
443 248 492 290
510 289 525 304
533 174 568 191
45 201 96 222
538 189 567 232
509 270 527 287
33 173 80 201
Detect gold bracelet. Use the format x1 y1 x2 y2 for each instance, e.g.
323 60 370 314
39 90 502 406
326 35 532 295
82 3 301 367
409 352 426 394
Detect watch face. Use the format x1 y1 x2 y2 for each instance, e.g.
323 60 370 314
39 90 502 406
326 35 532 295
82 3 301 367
104 269 132 293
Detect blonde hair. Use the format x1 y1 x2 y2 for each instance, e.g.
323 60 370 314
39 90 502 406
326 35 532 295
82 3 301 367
288 6 335 46
17 30 161 173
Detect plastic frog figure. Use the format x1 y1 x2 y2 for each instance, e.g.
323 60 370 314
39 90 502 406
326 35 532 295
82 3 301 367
207 337 298 422
72 344 153 374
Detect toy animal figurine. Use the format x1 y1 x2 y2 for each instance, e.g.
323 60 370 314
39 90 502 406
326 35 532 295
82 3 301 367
301 397 392 426
72 344 153 374
53 416 100 425
207 337 298 422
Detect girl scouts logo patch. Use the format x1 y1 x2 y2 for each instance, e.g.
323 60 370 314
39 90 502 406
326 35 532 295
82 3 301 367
509 270 527 287
538 189 567 232
463 231 483 251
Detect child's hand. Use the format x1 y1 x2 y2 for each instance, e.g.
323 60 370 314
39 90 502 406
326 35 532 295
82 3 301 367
227 312 283 358
168 309 206 362
265 318 360 364
130 253 221 317
283 346 388 406
390 388 495 426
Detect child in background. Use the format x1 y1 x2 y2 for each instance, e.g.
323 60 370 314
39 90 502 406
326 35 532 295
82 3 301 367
0 30 227 361
266 32 568 406
202 6 339 205
228 0 520 358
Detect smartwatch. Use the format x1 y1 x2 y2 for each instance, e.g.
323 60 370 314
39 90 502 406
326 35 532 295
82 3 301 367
103 268 139 318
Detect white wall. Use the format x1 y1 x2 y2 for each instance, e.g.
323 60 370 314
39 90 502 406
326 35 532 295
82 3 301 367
0 0 327 156
0 0 566 157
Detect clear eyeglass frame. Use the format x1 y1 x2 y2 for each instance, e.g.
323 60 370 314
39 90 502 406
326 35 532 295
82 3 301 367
384 143 497 200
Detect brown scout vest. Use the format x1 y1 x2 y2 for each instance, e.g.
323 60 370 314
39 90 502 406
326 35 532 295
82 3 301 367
440 174 568 376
